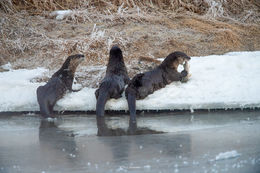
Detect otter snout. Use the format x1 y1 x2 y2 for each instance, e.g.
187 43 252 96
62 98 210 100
185 56 191 61
76 54 85 59
75 54 85 63
182 56 191 65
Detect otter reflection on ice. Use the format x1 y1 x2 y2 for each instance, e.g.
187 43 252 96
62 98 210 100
36 116 192 171
96 129 192 164
39 120 79 166
96 116 164 136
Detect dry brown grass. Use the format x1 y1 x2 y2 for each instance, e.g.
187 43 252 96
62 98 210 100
0 0 260 87
1 0 259 24
1 0 82 14
1 0 208 14
213 29 241 50
1 0 258 18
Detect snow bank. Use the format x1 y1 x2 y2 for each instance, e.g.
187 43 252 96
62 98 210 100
0 68 47 111
0 51 260 112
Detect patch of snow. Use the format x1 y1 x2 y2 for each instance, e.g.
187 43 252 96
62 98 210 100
215 150 241 161
0 51 260 112
117 3 128 15
90 24 105 40
55 87 97 111
72 83 83 90
1 62 12 70
205 0 224 18
50 10 73 20
0 68 47 111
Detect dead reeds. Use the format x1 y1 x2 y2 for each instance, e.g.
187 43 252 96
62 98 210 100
0 0 260 87
0 0 229 15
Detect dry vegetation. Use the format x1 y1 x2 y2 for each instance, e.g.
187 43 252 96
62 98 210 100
0 0 260 87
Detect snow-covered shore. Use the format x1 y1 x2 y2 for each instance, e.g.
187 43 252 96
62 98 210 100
0 51 260 112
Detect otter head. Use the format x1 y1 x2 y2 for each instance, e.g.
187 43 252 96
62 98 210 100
106 45 126 75
161 51 190 70
109 45 123 61
62 54 85 74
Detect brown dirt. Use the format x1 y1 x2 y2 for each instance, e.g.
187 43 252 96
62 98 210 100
0 0 260 87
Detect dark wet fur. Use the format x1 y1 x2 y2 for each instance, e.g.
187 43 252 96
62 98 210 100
125 51 190 133
95 46 129 135
95 46 129 116
36 54 84 118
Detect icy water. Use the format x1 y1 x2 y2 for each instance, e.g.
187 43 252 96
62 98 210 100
0 110 260 173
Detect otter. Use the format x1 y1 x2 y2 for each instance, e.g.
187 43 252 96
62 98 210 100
36 54 85 118
125 51 191 134
95 46 129 136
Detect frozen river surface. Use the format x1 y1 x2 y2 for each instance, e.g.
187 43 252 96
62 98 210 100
0 110 260 173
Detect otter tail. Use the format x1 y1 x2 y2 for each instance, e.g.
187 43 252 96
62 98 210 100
96 84 110 117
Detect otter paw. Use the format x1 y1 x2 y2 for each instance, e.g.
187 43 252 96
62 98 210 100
181 73 191 83
181 70 188 77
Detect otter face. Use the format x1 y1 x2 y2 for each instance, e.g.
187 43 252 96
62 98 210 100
162 51 190 70
173 55 190 70
67 54 85 73
177 56 190 65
